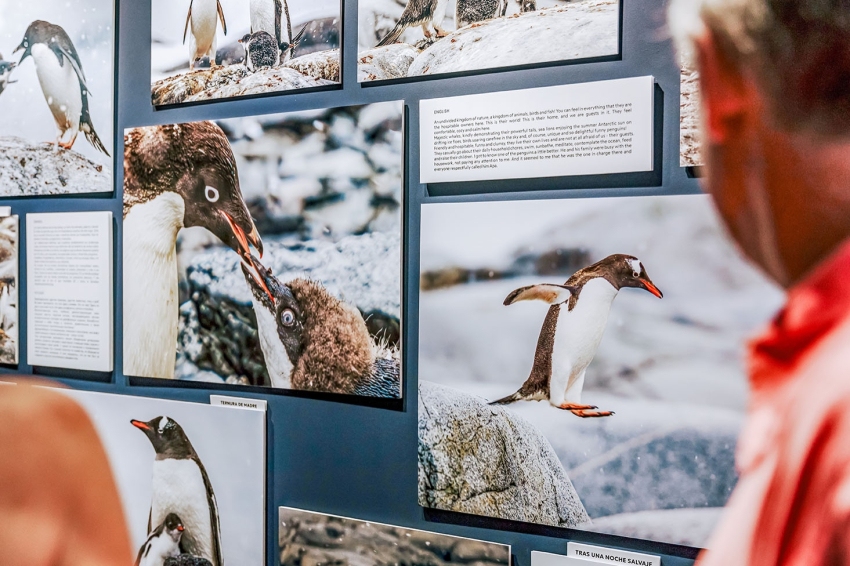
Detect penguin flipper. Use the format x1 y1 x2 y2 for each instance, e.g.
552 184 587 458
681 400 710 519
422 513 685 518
217 1 228 35
196 458 224 566
183 1 193 44
282 0 293 52
504 284 577 306
290 24 308 52
274 0 283 46
53 44 89 92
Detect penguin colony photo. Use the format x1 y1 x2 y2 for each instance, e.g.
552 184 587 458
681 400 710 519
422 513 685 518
418 195 785 545
0 4 113 195
123 102 403 401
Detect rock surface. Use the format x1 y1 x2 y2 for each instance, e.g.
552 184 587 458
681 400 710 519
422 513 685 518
407 0 619 76
280 507 510 566
0 136 111 196
177 232 401 385
358 45 418 81
418 382 590 528
151 60 337 106
680 64 703 167
285 49 341 82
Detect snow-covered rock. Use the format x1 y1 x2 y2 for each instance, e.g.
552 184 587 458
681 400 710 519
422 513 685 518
151 65 336 106
588 507 723 548
285 49 341 82
0 136 111 196
419 382 590 528
358 45 419 81
408 0 619 76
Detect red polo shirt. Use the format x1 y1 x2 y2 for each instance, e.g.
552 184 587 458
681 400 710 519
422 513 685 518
697 240 850 565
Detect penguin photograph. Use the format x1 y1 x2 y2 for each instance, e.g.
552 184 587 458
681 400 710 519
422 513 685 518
57 388 266 566
151 0 341 107
279 507 511 566
358 0 619 82
0 1 113 196
123 101 403 403
417 194 786 548
0 214 18 365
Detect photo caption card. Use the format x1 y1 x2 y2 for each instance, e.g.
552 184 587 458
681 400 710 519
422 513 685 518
420 76 655 184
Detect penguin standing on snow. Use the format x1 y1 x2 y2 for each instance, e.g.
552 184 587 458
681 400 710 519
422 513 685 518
376 0 450 46
131 416 223 566
0 54 17 95
249 0 294 62
184 0 228 68
13 21 109 154
240 254 400 397
136 513 185 566
123 122 263 380
490 254 662 417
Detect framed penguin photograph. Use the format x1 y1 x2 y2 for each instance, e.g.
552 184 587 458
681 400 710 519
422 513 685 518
417 194 784 548
357 0 621 83
150 0 341 107
0 0 114 196
123 101 403 408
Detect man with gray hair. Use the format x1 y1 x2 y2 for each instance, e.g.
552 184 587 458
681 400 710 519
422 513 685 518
668 0 850 563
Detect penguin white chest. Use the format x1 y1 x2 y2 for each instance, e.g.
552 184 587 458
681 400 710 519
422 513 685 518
549 278 618 404
138 532 180 566
250 0 279 39
190 0 220 57
151 458 216 562
31 44 81 136
252 300 293 388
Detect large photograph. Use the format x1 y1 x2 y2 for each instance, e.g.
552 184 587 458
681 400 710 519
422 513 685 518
59 388 266 566
151 0 341 107
0 0 113 196
0 215 17 364
417 194 785 548
279 507 511 566
358 0 619 82
123 102 403 403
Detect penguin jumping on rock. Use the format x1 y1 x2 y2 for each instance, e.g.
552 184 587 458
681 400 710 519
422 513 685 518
490 254 662 418
132 416 223 566
376 0 450 46
13 21 109 155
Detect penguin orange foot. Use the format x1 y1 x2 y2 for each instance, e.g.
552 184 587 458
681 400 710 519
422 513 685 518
558 403 597 411
570 409 615 418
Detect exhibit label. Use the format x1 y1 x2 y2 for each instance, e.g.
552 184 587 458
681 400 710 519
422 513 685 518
567 543 660 566
26 211 113 372
420 76 655 183
210 395 268 412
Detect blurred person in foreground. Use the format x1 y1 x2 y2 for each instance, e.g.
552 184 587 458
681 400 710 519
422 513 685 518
0 380 132 566
668 0 850 564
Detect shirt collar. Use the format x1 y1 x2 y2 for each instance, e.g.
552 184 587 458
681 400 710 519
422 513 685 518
749 239 850 388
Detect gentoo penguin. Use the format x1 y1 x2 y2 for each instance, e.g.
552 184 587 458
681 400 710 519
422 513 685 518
0 54 17 95
13 21 109 155
123 122 263 380
136 513 184 566
376 0 450 46
249 0 293 62
131 416 223 566
184 0 228 68
490 254 662 418
240 255 401 397
239 31 279 71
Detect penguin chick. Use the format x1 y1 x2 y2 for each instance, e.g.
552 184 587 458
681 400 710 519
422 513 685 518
123 122 262 380
376 0 450 46
184 0 228 69
490 254 662 418
165 556 214 566
279 24 308 62
13 21 109 154
239 31 279 71
131 416 223 566
249 0 292 61
0 54 17 95
240 255 401 397
136 513 184 566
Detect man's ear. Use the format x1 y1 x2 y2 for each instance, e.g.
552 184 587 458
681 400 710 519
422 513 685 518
695 30 751 143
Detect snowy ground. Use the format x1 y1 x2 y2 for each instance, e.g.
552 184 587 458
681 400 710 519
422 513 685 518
418 195 785 547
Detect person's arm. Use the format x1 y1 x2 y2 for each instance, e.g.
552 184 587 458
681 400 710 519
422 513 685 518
0 381 133 566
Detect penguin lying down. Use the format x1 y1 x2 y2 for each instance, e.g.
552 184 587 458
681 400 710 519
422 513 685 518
241 254 401 398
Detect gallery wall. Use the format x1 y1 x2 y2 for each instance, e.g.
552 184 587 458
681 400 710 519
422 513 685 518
3 0 707 564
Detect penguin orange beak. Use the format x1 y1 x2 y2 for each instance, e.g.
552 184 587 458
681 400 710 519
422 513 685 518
221 211 263 260
177 524 184 532
242 254 275 304
130 419 151 431
639 278 663 298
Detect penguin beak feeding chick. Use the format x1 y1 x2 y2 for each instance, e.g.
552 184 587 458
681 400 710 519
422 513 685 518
492 254 662 418
240 254 401 397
